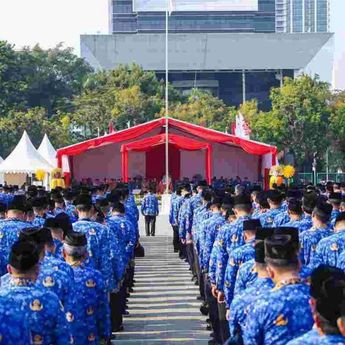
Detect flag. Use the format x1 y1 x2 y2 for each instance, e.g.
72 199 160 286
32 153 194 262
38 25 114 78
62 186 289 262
233 112 251 139
168 0 175 15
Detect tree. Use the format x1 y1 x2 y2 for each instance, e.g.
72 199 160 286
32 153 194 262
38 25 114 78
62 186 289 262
17 44 93 116
169 89 235 131
328 91 345 170
242 75 331 168
0 41 26 116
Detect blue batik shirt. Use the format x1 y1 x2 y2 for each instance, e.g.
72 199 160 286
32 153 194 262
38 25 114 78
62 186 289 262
281 217 304 229
68 263 111 345
178 197 192 240
194 205 212 253
65 202 78 223
273 211 291 227
209 222 228 285
310 229 345 269
300 226 332 266
141 193 159 216
330 209 341 227
169 195 184 226
298 214 313 233
216 215 251 291
72 219 112 291
200 212 226 272
244 279 313 345
287 329 345 345
259 206 285 228
0 294 31 345
0 277 72 345
336 250 345 271
224 239 256 308
32 215 47 227
229 277 274 336
0 218 31 275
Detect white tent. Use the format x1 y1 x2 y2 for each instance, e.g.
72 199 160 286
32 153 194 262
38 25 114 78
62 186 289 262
0 131 54 174
38 134 57 167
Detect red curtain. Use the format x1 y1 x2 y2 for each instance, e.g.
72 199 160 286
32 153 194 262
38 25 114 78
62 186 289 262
146 144 181 181
121 134 212 184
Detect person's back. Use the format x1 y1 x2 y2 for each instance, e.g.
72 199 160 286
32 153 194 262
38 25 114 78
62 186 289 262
244 234 313 345
63 232 111 345
0 294 31 345
286 266 345 345
0 240 71 345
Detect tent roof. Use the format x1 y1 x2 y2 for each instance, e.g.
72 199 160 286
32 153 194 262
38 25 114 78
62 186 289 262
0 131 54 174
57 117 277 159
38 134 57 167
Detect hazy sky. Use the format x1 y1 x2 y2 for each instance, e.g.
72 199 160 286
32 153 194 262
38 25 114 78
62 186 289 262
0 0 344 89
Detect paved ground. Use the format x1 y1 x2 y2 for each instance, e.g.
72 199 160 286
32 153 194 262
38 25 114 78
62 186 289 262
112 215 210 344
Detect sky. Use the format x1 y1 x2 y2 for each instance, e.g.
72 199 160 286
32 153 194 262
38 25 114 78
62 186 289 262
0 0 344 89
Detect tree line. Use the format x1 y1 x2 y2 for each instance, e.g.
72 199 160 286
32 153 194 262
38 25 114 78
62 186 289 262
0 41 344 171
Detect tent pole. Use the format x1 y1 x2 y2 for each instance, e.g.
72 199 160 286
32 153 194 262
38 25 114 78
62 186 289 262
165 3 169 194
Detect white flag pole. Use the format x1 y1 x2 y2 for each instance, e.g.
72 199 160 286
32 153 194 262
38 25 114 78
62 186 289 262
165 0 170 193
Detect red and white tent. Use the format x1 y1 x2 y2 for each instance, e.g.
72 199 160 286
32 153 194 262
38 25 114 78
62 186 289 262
57 117 277 187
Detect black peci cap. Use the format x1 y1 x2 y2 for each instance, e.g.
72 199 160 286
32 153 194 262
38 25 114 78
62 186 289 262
64 232 87 247
310 265 345 324
44 217 60 229
31 197 48 208
8 196 27 212
255 228 275 241
0 202 7 213
267 190 283 204
329 193 342 203
335 212 345 225
288 198 302 214
74 194 92 207
55 213 73 236
275 227 299 244
243 219 261 232
19 227 53 246
9 240 39 271
314 202 333 220
265 234 298 266
254 241 266 264
233 194 252 207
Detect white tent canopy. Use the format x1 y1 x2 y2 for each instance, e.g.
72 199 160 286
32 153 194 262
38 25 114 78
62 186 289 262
0 131 54 173
38 134 57 167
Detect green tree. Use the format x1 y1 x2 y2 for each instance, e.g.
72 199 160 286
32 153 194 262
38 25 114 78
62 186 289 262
169 89 235 131
0 41 26 116
242 75 331 168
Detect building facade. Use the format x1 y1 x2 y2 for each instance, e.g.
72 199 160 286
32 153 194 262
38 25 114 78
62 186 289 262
110 0 276 34
276 0 330 33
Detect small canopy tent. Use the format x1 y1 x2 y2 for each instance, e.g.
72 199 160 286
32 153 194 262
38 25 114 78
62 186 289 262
57 117 277 188
0 131 54 186
38 134 57 167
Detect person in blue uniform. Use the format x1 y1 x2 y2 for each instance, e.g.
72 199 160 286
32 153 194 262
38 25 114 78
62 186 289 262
286 265 345 345
226 241 274 344
244 234 313 345
63 232 111 345
281 198 304 228
300 202 333 266
251 192 270 220
223 219 261 311
0 240 71 344
328 192 342 227
298 192 317 233
0 196 31 275
178 186 192 260
31 197 48 227
169 187 184 253
310 212 345 269
259 190 285 228
63 190 78 223
141 188 159 237
216 194 252 301
72 194 113 292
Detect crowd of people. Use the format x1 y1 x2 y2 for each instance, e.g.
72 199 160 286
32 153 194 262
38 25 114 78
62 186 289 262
0 183 140 344
169 181 345 345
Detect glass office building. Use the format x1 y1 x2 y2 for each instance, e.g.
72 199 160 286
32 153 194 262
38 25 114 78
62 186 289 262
110 0 276 34
276 0 330 33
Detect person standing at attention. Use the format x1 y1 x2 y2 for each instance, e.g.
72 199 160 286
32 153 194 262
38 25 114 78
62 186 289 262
141 188 159 237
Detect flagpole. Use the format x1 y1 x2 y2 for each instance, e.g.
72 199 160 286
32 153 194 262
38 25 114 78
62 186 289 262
165 1 169 194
